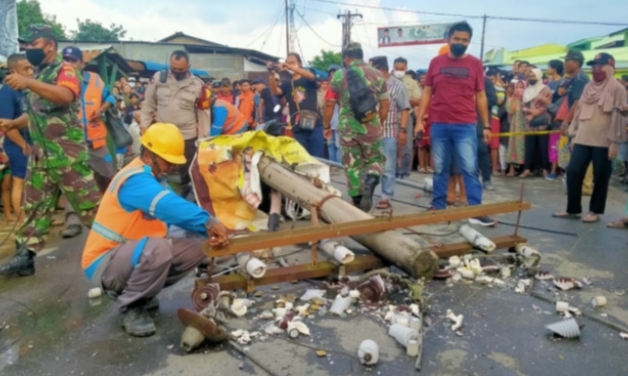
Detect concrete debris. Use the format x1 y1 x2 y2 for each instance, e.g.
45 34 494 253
591 296 607 308
389 324 420 347
515 243 542 269
358 339 379 365
316 350 327 357
445 309 464 331
329 293 352 315
475 275 494 285
614 290 626 296
582 278 592 286
535 271 554 281
264 325 284 335
230 299 253 317
620 332 628 340
299 289 326 302
357 274 387 302
459 225 496 252
500 266 512 279
88 287 102 299
448 256 462 269
258 310 274 320
456 267 475 279
465 258 483 275
349 289 361 299
555 301 570 313
287 321 310 338
546 318 581 339
295 304 310 316
553 278 583 291
231 330 261 345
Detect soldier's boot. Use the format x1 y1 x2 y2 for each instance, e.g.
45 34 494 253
0 247 35 277
62 224 83 239
359 175 380 212
121 307 156 337
351 195 362 207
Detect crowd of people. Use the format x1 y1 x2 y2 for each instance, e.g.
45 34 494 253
0 22 627 338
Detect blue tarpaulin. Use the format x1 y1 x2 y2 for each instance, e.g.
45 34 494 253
141 61 210 78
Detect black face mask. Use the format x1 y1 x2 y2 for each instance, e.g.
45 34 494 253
528 79 538 86
450 43 467 57
26 48 46 67
171 70 188 81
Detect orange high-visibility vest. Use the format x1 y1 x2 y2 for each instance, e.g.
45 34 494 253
79 72 109 149
82 158 168 277
214 99 247 134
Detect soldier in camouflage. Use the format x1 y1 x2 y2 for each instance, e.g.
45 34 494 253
323 42 389 211
0 25 101 277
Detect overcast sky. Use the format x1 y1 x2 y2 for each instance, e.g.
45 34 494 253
41 0 627 69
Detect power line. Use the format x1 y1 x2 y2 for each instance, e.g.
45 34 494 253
310 0 628 27
245 1 285 49
294 9 342 47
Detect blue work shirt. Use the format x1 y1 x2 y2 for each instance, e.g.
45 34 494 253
0 85 32 147
117 165 211 237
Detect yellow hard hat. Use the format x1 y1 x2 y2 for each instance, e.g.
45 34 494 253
140 123 187 165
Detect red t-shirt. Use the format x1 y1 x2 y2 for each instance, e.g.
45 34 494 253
425 54 484 125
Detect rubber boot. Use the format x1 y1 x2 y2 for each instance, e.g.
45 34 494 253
0 247 35 277
267 213 281 232
359 175 379 212
121 307 156 337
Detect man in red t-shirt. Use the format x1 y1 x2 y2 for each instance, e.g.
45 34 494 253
416 21 495 226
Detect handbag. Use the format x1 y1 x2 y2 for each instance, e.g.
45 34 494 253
292 79 318 131
104 111 133 148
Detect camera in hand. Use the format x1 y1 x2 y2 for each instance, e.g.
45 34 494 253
267 63 281 73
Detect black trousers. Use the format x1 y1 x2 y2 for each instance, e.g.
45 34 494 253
477 137 492 183
524 135 549 171
566 144 612 215
179 138 197 195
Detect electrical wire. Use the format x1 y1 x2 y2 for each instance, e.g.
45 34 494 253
247 1 286 51
294 9 342 47
309 0 628 26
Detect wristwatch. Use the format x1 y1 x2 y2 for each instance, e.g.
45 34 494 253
399 127 407 133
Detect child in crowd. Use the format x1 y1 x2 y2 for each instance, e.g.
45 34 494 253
0 134 14 222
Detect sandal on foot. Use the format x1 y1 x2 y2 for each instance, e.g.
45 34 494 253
582 213 600 223
552 212 581 219
375 200 391 210
607 219 628 229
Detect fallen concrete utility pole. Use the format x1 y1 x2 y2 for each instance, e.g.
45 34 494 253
316 156 426 191
257 156 439 279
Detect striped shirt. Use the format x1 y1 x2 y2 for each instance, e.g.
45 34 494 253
383 75 411 138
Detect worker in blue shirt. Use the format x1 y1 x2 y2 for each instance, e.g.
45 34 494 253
82 122 229 337
209 94 248 137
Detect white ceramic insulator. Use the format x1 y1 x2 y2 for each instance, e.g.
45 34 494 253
459 225 496 252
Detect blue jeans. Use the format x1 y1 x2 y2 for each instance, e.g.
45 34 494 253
381 137 397 199
431 123 483 209
327 130 342 163
294 126 325 158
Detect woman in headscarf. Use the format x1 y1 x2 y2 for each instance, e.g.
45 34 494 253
553 53 627 223
505 80 526 176
519 68 552 178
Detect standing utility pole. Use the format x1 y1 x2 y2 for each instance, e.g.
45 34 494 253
288 0 297 54
479 14 487 62
284 0 290 56
337 10 362 48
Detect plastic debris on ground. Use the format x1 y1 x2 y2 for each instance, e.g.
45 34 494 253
546 318 581 339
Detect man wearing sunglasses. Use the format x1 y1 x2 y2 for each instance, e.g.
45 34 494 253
140 50 210 199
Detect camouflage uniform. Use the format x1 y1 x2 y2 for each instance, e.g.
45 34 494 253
329 43 389 198
17 27 101 250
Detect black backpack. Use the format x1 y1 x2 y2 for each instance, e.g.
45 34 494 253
346 67 378 124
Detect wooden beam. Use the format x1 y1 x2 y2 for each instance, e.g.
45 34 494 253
207 201 531 257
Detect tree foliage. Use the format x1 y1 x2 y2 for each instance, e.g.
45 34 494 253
70 19 127 41
308 50 342 71
17 0 66 40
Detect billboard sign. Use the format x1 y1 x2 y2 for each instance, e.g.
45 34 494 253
377 22 458 48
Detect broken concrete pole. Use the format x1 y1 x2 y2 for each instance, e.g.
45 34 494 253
257 156 438 279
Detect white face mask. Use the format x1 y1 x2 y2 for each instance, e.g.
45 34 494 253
392 70 405 79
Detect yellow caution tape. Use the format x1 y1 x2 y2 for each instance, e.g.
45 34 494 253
416 129 562 140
